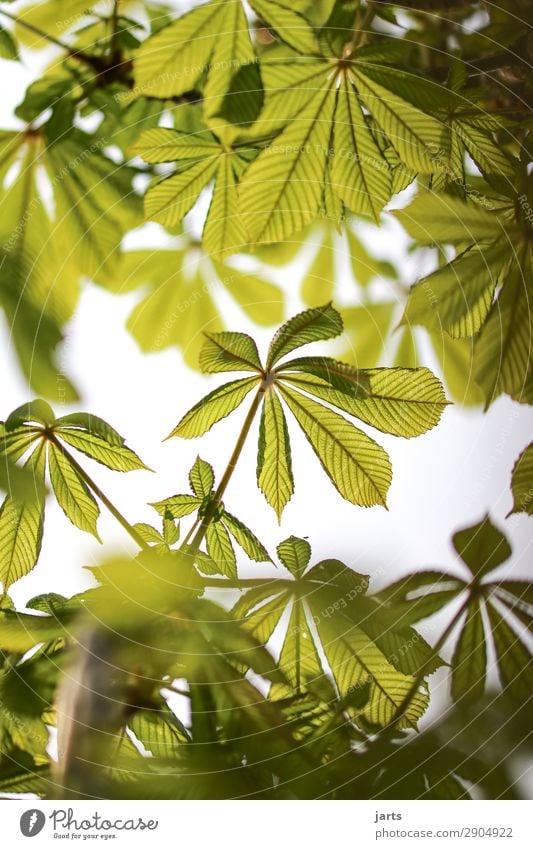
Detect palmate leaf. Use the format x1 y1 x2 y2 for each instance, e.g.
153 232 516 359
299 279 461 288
0 447 46 591
399 191 532 407
222 512 269 562
237 46 454 243
330 77 391 224
450 601 486 702
206 521 236 577
403 242 511 339
170 304 446 516
0 115 140 398
168 377 258 439
473 260 533 407
239 83 338 244
279 360 448 437
151 457 269 572
200 332 263 373
133 0 316 110
0 402 149 583
508 443 533 516
116 247 282 370
189 456 215 499
133 126 256 257
278 384 392 508
233 539 433 729
55 429 147 473
378 516 533 705
47 444 100 540
267 303 342 368
257 391 294 521
0 142 79 401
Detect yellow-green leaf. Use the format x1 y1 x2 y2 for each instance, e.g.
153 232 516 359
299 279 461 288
168 377 258 439
48 443 100 540
267 303 342 368
257 390 294 520
200 331 263 373
0 448 46 591
278 384 392 508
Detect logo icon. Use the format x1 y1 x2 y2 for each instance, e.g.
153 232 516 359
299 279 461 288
20 810 46 837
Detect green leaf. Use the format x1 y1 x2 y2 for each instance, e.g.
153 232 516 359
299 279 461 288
54 413 125 447
0 448 46 591
376 570 465 624
257 389 294 520
218 264 284 327
267 303 342 368
5 400 55 430
206 521 237 577
276 536 311 578
151 494 201 520
203 152 248 258
0 424 41 464
331 77 391 223
313 608 428 729
473 262 533 407
129 708 189 755
339 302 396 366
270 600 323 698
163 514 180 546
278 384 392 508
453 515 511 579
451 601 487 703
239 83 337 243
144 154 220 230
249 0 318 54
0 610 64 653
281 364 448 437
222 512 269 562
493 581 533 633
189 457 215 499
48 443 100 540
394 192 504 245
200 331 263 373
131 128 221 163
132 523 166 546
133 0 252 101
0 26 19 61
403 242 511 339
55 429 149 473
168 377 258 439
352 69 445 173
43 129 141 278
486 602 533 702
215 61 264 128
509 443 533 516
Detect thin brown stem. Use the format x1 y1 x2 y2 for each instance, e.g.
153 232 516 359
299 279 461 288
184 384 266 556
47 432 150 551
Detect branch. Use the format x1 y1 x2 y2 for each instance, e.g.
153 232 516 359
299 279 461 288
47 433 150 552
